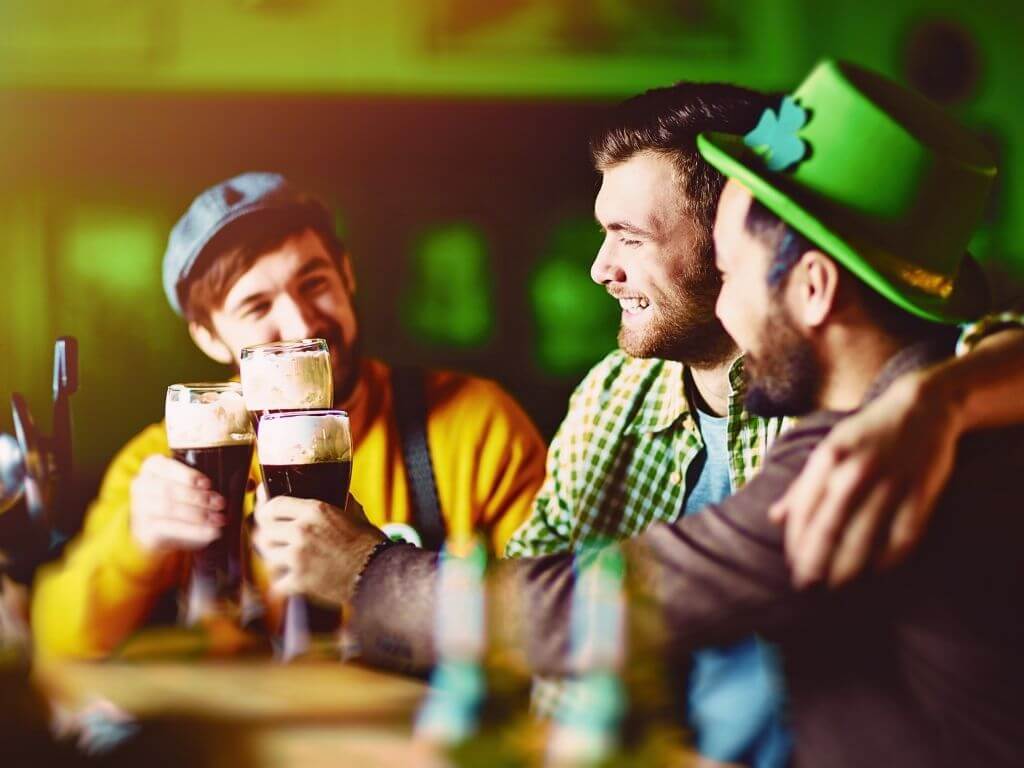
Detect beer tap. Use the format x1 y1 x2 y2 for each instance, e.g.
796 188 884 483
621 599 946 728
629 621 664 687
0 337 78 581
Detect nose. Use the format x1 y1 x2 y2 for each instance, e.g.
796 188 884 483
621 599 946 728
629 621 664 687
273 293 321 342
590 238 627 286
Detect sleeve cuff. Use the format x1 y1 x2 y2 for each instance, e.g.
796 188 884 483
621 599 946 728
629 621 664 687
957 312 1024 356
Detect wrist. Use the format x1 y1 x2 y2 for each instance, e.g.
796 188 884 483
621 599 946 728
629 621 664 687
120 517 176 576
345 532 393 603
915 361 968 438
129 524 158 555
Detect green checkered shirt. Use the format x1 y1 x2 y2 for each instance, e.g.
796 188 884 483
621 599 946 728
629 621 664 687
505 350 786 559
504 349 785 719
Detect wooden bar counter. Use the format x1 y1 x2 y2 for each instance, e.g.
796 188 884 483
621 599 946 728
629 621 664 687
32 634 429 767
28 629 700 766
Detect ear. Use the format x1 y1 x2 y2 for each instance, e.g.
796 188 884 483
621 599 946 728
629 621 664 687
790 250 840 329
340 252 357 295
188 321 234 365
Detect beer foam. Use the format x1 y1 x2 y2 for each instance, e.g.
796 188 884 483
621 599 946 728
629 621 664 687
240 350 332 410
165 389 253 449
257 412 351 465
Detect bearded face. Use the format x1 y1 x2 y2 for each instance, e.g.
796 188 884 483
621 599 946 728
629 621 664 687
613 250 736 367
592 152 736 368
741 293 822 418
205 229 364 406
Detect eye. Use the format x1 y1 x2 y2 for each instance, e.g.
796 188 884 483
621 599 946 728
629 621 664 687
620 237 642 248
243 302 271 319
300 275 329 294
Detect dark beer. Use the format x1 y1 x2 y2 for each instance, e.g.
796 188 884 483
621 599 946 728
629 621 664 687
165 382 254 622
257 408 352 650
261 461 351 507
262 460 350 634
171 443 254 597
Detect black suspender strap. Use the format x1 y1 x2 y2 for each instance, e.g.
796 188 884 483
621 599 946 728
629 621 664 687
390 365 445 551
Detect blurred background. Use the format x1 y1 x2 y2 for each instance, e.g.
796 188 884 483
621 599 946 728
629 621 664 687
1 0 1022 514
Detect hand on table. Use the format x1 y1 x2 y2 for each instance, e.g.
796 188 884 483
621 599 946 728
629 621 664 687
253 495 387 606
130 455 225 553
769 370 959 587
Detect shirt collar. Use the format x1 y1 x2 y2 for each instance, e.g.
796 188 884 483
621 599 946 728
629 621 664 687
623 356 747 436
727 356 747 398
623 359 688 436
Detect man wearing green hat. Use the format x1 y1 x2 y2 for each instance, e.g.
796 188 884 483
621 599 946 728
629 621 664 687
704 63 993 325
282 60 1024 764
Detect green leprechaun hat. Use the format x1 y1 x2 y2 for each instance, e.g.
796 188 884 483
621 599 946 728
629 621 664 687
697 59 996 324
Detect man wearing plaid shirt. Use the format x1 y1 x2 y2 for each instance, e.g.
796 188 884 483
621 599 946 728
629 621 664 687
506 83 784 560
504 82 795 767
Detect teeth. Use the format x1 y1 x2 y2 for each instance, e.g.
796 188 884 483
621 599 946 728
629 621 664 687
618 297 650 313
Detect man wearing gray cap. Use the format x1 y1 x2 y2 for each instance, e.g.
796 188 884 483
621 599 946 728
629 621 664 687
31 172 547 658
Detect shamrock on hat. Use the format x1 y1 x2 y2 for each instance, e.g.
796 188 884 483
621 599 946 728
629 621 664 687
743 96 810 172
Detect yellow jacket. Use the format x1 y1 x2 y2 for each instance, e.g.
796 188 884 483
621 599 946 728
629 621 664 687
32 358 546 659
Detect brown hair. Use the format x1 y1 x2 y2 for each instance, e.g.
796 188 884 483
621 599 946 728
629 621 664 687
183 205 345 329
590 82 775 242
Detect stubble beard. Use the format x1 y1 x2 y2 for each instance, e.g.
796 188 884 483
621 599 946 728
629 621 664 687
742 298 821 418
325 323 362 406
617 261 737 369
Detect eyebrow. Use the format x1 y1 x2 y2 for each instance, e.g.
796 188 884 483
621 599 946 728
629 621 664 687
294 256 334 280
228 289 269 316
227 256 335 315
599 218 656 238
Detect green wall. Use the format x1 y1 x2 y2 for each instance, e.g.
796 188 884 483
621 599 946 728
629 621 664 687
1 0 1022 515
0 1 805 96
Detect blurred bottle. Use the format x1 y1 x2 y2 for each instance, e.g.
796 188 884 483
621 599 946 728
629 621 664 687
544 542 691 767
544 543 627 767
415 538 488 750
414 537 535 767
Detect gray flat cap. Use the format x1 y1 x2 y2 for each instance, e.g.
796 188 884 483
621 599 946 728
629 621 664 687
163 172 333 316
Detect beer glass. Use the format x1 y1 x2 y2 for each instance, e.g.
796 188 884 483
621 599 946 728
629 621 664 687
257 409 352 661
239 338 332 429
165 382 255 624
240 339 334 659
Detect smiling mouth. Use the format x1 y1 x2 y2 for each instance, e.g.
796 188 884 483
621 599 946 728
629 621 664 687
617 296 651 315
